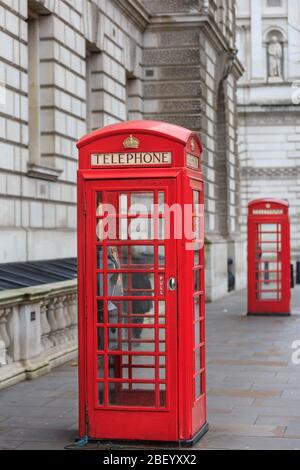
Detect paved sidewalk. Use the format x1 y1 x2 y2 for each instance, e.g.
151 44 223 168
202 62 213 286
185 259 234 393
0 287 300 450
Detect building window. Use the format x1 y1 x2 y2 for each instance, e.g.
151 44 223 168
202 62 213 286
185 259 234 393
86 43 103 132
27 8 62 181
28 13 41 167
86 50 93 134
267 0 282 7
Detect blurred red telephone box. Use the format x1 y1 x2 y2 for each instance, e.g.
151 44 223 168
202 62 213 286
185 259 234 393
248 199 291 316
76 120 208 445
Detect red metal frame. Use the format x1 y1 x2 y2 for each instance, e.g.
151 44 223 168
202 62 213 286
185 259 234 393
77 120 207 444
247 198 291 316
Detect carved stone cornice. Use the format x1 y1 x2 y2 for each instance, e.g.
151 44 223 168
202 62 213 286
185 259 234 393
146 10 244 79
241 167 300 178
113 0 150 31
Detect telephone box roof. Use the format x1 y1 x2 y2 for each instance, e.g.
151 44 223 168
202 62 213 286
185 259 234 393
77 120 202 150
249 198 289 208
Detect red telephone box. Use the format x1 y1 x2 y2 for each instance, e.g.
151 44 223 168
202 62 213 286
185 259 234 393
77 120 208 445
248 199 291 316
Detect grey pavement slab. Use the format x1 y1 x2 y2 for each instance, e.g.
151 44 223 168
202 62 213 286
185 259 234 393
0 287 299 450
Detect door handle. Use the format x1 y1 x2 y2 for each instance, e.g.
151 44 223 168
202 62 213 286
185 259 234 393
168 277 177 291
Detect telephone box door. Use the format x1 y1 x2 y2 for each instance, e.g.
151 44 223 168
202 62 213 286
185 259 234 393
248 217 290 315
83 178 178 441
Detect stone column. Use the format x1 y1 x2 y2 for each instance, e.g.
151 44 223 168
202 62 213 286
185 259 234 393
288 0 300 79
28 15 41 166
250 0 264 80
19 303 42 360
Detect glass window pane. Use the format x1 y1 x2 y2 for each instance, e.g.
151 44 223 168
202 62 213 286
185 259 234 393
158 192 165 213
260 232 278 242
158 246 165 265
194 270 200 292
108 355 157 379
97 300 104 323
107 245 154 269
96 192 103 215
97 355 104 378
193 190 199 207
107 300 155 325
121 273 155 297
159 329 165 341
257 291 278 300
97 274 104 296
98 382 104 406
158 218 165 239
258 261 281 272
258 271 278 281
259 282 279 291
195 375 201 400
120 194 128 214
260 243 277 252
129 218 154 240
158 301 165 315
129 193 154 214
159 340 166 352
194 321 200 345
194 217 200 239
108 328 155 352
131 367 155 380
195 348 201 371
259 224 278 233
194 296 199 320
97 328 104 351
131 245 154 266
108 382 156 407
158 301 166 324
120 218 128 240
160 384 166 408
159 367 166 380
194 249 199 266
97 246 103 269
159 356 166 366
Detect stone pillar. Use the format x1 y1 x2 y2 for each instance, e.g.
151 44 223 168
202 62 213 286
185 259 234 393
28 15 41 166
19 303 42 360
250 0 264 81
288 0 300 79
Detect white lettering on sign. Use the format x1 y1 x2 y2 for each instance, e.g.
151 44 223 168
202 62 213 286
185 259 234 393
91 152 172 167
252 209 284 215
186 153 199 169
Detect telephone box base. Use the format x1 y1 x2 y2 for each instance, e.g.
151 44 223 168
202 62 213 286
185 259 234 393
76 423 209 449
247 312 291 317
179 422 209 447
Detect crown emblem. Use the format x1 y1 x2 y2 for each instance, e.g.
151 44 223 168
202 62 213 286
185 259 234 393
123 135 140 149
191 139 195 152
266 203 271 209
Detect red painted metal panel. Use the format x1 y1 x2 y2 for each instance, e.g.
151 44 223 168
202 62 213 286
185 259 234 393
77 121 206 443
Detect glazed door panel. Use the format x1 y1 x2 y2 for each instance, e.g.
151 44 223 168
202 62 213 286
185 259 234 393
248 219 290 314
84 179 178 441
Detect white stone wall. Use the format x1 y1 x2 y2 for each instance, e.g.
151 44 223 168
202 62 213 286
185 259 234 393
0 0 145 263
0 0 244 300
237 0 300 262
142 0 245 299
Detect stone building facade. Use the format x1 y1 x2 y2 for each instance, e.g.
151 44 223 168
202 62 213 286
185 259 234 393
237 0 300 264
0 0 244 302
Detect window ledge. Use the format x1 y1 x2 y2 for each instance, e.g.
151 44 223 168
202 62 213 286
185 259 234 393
27 163 63 181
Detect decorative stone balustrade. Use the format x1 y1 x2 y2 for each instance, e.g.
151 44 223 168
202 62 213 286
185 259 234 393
0 280 77 389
